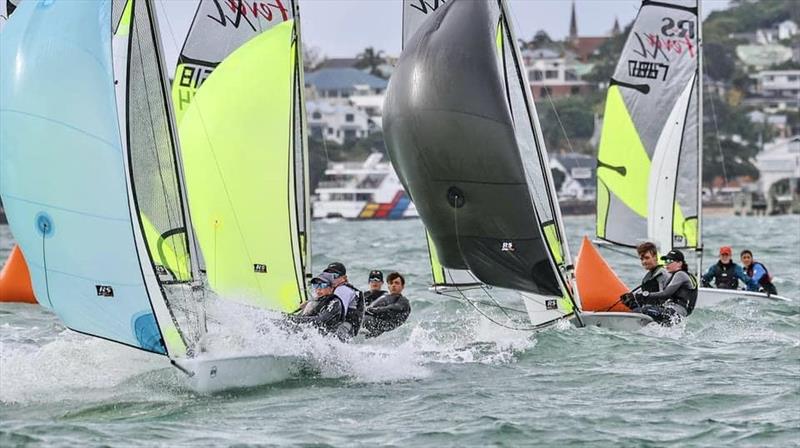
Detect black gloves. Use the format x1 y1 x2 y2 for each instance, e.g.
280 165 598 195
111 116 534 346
620 292 638 308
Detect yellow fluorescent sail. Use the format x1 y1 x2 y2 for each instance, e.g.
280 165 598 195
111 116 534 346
596 85 651 218
178 20 302 312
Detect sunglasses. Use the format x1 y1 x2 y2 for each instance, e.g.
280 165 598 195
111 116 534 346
310 283 330 290
369 277 382 282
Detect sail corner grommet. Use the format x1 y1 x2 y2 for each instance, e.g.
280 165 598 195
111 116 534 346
447 186 465 208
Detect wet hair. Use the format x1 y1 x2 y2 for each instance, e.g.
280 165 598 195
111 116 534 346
386 272 405 286
636 242 658 258
741 249 753 258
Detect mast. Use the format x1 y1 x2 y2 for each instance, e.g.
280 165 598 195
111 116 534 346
498 0 583 320
696 0 705 276
292 0 313 282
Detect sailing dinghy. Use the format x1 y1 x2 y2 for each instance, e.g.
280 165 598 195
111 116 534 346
588 0 790 306
0 0 310 393
1 0 207 367
385 0 653 332
166 0 314 391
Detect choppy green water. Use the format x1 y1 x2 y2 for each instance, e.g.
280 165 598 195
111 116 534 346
1 216 799 447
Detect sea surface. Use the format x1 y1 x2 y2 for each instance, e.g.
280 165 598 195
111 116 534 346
1 216 799 447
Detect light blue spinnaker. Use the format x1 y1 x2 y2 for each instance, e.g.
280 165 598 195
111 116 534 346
0 0 174 354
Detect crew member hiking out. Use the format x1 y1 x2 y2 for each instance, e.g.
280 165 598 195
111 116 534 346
622 250 698 326
363 272 411 338
364 270 387 307
740 249 778 295
701 246 757 290
637 241 668 293
323 262 364 340
288 272 346 336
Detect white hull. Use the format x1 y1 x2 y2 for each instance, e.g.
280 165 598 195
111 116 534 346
696 287 791 308
574 311 654 331
173 354 305 394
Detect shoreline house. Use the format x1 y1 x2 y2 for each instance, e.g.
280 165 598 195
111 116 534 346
550 153 596 201
755 135 800 215
305 67 388 140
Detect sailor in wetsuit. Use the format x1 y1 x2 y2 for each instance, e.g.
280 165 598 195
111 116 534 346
323 262 364 340
288 272 346 336
622 250 698 326
701 246 756 290
740 250 778 295
363 272 411 338
637 241 668 294
364 270 387 307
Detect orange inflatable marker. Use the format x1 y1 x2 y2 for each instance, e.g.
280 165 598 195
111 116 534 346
0 245 37 304
575 236 630 312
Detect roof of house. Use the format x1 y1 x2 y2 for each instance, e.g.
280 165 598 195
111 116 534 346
572 36 608 61
305 68 388 91
316 58 359 69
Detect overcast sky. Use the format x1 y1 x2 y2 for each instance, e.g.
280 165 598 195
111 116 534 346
156 0 730 68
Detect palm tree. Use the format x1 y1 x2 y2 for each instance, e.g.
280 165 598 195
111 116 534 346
356 47 386 78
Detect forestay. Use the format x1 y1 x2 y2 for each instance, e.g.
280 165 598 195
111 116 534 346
172 0 310 312
596 0 700 252
0 0 200 356
386 0 576 326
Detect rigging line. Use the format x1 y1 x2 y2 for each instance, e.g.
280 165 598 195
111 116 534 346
703 60 729 187
132 19 194 309
543 85 577 155
158 0 260 278
447 288 540 331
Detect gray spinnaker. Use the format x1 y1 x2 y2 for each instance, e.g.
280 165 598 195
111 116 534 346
385 0 570 298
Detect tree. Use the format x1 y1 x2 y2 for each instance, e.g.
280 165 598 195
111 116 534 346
303 44 323 72
355 47 386 78
536 94 598 154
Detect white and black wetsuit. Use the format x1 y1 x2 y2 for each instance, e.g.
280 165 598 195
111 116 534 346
633 271 698 325
363 293 411 338
335 283 364 340
288 293 345 336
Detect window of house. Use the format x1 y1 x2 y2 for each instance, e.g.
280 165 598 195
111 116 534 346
312 112 322 119
327 127 334 135
531 70 543 81
565 69 577 81
345 113 354 122
545 70 558 79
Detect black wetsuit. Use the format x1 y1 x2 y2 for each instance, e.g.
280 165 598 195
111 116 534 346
364 289 387 307
640 266 668 293
631 271 698 326
288 293 345 336
362 293 411 338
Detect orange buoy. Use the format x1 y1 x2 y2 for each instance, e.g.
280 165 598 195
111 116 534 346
575 236 631 312
0 245 37 304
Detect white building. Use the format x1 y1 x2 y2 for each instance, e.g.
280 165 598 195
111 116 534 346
307 101 371 145
522 48 591 98
756 136 800 214
550 153 596 201
748 69 800 112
